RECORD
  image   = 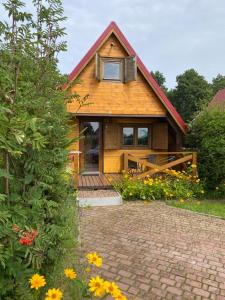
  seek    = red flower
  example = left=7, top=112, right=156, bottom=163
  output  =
left=19, top=237, right=33, bottom=246
left=16, top=228, right=38, bottom=247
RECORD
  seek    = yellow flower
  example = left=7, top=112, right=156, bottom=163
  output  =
left=115, top=293, right=127, bottom=300
left=105, top=281, right=121, bottom=297
left=179, top=198, right=184, bottom=203
left=88, top=276, right=106, bottom=297
left=45, top=288, right=63, bottom=300
left=29, top=274, right=46, bottom=290
left=64, top=268, right=77, bottom=280
left=86, top=252, right=102, bottom=267
left=85, top=267, right=91, bottom=273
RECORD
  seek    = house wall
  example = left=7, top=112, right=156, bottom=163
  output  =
left=67, top=34, right=167, bottom=116
left=68, top=117, right=171, bottom=174
left=103, top=117, right=167, bottom=173
left=68, top=118, right=80, bottom=173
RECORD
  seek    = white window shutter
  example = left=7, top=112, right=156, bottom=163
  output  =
left=125, top=56, right=137, bottom=83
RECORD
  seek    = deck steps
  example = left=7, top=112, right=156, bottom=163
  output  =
left=78, top=189, right=122, bottom=207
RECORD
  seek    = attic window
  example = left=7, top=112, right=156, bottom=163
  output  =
left=103, top=60, right=122, bottom=81
left=95, top=53, right=137, bottom=82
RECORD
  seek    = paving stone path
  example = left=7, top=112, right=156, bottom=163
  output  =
left=80, top=201, right=225, bottom=299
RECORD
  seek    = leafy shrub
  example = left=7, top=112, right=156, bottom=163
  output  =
left=187, top=108, right=225, bottom=192
left=114, top=169, right=205, bottom=201
left=0, top=1, right=79, bottom=298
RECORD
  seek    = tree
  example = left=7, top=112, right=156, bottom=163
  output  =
left=151, top=70, right=167, bottom=93
left=169, top=69, right=212, bottom=122
left=187, top=108, right=225, bottom=193
left=211, top=74, right=225, bottom=95
left=0, top=1, right=78, bottom=298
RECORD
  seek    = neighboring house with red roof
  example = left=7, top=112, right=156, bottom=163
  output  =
left=65, top=22, right=188, bottom=176
left=208, top=88, right=225, bottom=110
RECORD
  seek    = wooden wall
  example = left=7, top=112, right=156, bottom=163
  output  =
left=102, top=117, right=167, bottom=173
left=68, top=117, right=171, bottom=174
left=67, top=34, right=166, bottom=116
left=68, top=118, right=80, bottom=173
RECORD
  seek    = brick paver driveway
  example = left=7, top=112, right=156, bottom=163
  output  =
left=80, top=202, right=225, bottom=299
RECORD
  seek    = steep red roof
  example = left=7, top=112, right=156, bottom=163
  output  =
left=65, top=21, right=187, bottom=133
left=209, top=88, right=225, bottom=107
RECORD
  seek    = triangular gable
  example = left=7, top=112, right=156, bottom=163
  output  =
left=64, top=21, right=187, bottom=133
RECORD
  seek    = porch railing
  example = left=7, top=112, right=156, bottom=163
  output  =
left=123, top=152, right=197, bottom=179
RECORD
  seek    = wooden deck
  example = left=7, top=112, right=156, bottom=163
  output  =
left=77, top=173, right=121, bottom=190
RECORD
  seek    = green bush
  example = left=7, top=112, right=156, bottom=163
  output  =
left=114, top=171, right=205, bottom=201
left=0, top=1, right=79, bottom=298
left=187, top=108, right=225, bottom=192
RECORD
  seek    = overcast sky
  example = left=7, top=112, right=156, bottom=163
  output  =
left=1, top=0, right=225, bottom=88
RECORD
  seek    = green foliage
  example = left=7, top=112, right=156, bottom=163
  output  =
left=211, top=74, right=225, bottom=95
left=0, top=0, right=78, bottom=298
left=114, top=172, right=204, bottom=201
left=44, top=196, right=81, bottom=300
left=151, top=70, right=168, bottom=93
left=187, top=108, right=225, bottom=192
left=169, top=69, right=212, bottom=122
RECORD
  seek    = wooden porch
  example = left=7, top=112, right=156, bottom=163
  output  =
left=76, top=151, right=197, bottom=190
left=77, top=173, right=121, bottom=190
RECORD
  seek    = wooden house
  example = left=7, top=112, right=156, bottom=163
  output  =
left=64, top=22, right=196, bottom=188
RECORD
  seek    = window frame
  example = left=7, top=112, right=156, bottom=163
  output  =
left=121, top=125, right=151, bottom=149
left=101, top=57, right=124, bottom=82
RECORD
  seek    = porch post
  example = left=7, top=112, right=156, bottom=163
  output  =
left=123, top=153, right=128, bottom=171
left=192, top=152, right=197, bottom=177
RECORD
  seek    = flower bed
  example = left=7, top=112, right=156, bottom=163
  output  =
left=114, top=166, right=205, bottom=201
left=28, top=252, right=126, bottom=300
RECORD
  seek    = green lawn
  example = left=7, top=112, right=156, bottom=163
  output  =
left=168, top=199, right=225, bottom=219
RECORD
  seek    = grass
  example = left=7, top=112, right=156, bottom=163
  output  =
left=45, top=194, right=82, bottom=300
left=168, top=199, right=225, bottom=219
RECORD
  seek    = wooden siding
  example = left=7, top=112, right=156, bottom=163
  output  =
left=68, top=119, right=80, bottom=172
left=103, top=118, right=168, bottom=173
left=68, top=117, right=169, bottom=174
left=67, top=34, right=166, bottom=116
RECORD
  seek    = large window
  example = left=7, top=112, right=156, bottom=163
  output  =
left=122, top=126, right=150, bottom=147
left=103, top=60, right=121, bottom=81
